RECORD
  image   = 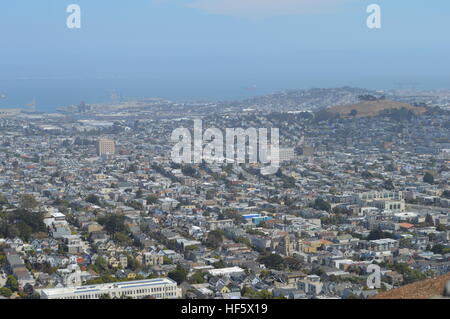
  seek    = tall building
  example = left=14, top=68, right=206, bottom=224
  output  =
left=96, top=138, right=115, bottom=157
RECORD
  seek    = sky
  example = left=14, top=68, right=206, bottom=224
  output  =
left=1, top=0, right=450, bottom=110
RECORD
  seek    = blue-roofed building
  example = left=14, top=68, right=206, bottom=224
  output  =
left=242, top=213, right=273, bottom=225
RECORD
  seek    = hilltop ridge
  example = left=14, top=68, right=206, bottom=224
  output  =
left=327, top=99, right=427, bottom=118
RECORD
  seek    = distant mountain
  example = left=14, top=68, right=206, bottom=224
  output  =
left=327, top=99, right=427, bottom=118
left=221, top=87, right=382, bottom=112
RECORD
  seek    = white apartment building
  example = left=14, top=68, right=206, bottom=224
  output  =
left=353, top=191, right=403, bottom=202
left=353, top=191, right=405, bottom=212
left=208, top=266, right=245, bottom=277
left=38, top=278, right=181, bottom=299
left=359, top=238, right=399, bottom=252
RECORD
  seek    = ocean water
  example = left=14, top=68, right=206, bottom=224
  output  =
left=0, top=78, right=269, bottom=112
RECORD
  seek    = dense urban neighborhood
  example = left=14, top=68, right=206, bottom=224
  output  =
left=1, top=88, right=450, bottom=299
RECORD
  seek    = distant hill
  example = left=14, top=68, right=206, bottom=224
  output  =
left=220, top=87, right=381, bottom=112
left=371, top=273, right=450, bottom=299
left=327, top=99, right=427, bottom=118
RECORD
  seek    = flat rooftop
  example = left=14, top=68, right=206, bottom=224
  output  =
left=39, top=277, right=177, bottom=297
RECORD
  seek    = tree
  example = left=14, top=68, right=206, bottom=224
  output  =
left=6, top=275, right=18, bottom=292
left=94, top=256, right=109, bottom=273
left=241, top=287, right=273, bottom=299
left=181, top=165, right=198, bottom=177
left=367, top=229, right=393, bottom=240
left=135, top=189, right=143, bottom=199
left=205, top=230, right=223, bottom=249
left=361, top=171, right=374, bottom=179
left=425, top=214, right=434, bottom=227
left=311, top=266, right=325, bottom=277
left=0, top=287, right=12, bottom=298
left=0, top=209, right=47, bottom=241
left=127, top=164, right=139, bottom=173
left=86, top=194, right=101, bottom=206
left=389, top=262, right=434, bottom=284
left=189, top=272, right=206, bottom=284
left=168, top=266, right=188, bottom=285
left=311, top=198, right=331, bottom=212
left=23, top=283, right=35, bottom=297
left=283, top=257, right=302, bottom=270
left=127, top=255, right=141, bottom=271
left=114, top=232, right=132, bottom=246
left=399, top=238, right=412, bottom=249
left=97, top=214, right=128, bottom=235
left=20, top=194, right=38, bottom=210
left=241, top=286, right=255, bottom=297
left=423, top=172, right=435, bottom=184
left=146, top=195, right=158, bottom=205
left=206, top=190, right=215, bottom=200
left=259, top=254, right=284, bottom=270
left=213, top=260, right=226, bottom=268
left=313, top=109, right=340, bottom=122
left=255, top=290, right=273, bottom=299
left=431, top=244, right=445, bottom=255
left=0, top=195, right=9, bottom=205
left=383, top=179, right=395, bottom=190
left=379, top=107, right=415, bottom=121
left=126, top=200, right=143, bottom=210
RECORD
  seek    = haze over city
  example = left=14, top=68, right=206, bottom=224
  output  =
left=1, top=1, right=450, bottom=110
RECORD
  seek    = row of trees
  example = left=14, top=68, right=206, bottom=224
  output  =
left=383, top=262, right=435, bottom=285
left=0, top=275, right=19, bottom=298
left=0, top=209, right=47, bottom=241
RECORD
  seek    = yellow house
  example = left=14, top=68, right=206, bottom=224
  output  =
left=219, top=286, right=231, bottom=294
left=127, top=272, right=137, bottom=279
left=302, top=245, right=317, bottom=253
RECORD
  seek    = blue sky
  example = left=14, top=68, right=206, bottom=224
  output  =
left=1, top=1, right=450, bottom=109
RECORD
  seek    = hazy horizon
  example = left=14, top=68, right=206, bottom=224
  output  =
left=1, top=1, right=450, bottom=111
